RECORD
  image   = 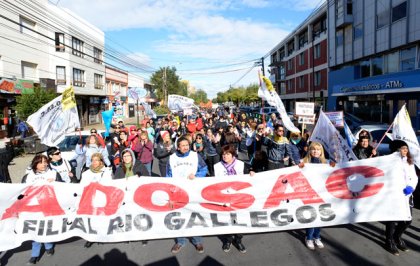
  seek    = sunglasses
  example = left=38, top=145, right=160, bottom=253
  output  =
left=196, top=137, right=202, bottom=139
left=115, top=127, right=120, bottom=129
left=91, top=131, right=97, bottom=134
left=258, top=128, right=264, bottom=131
left=53, top=152, right=61, bottom=155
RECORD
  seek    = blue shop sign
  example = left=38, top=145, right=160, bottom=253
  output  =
left=332, top=70, right=420, bottom=96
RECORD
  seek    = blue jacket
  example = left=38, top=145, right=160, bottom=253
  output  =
left=289, top=140, right=307, bottom=165
left=166, top=150, right=208, bottom=178
left=262, top=136, right=291, bottom=162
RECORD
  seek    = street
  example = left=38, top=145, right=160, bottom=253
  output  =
left=3, top=150, right=420, bottom=266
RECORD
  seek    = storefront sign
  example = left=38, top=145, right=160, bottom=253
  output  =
left=0, top=79, right=34, bottom=94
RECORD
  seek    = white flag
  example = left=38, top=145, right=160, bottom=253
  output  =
left=140, top=100, right=157, bottom=119
left=258, top=74, right=300, bottom=133
left=392, top=104, right=420, bottom=167
left=27, top=93, right=80, bottom=147
left=168, top=94, right=195, bottom=111
left=310, top=110, right=357, bottom=162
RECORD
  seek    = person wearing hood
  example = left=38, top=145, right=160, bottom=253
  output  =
left=166, top=135, right=208, bottom=254
left=47, top=147, right=77, bottom=183
left=22, top=154, right=63, bottom=264
left=154, top=130, right=176, bottom=177
left=385, top=140, right=418, bottom=256
left=114, top=149, right=149, bottom=179
left=353, top=136, right=378, bottom=159
left=75, top=135, right=111, bottom=171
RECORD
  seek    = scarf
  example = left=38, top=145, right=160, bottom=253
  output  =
left=125, top=163, right=134, bottom=177
left=90, top=164, right=104, bottom=173
left=221, top=158, right=237, bottom=176
left=310, top=157, right=322, bottom=164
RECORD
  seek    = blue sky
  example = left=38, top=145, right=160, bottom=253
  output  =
left=57, top=0, right=324, bottom=99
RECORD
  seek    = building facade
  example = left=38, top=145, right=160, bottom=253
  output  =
left=105, top=66, right=128, bottom=121
left=269, top=3, right=328, bottom=112
left=0, top=0, right=106, bottom=137
left=327, top=0, right=420, bottom=129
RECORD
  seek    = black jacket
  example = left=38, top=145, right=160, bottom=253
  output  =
left=113, top=160, right=150, bottom=179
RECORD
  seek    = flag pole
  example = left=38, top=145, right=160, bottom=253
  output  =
left=373, top=122, right=394, bottom=152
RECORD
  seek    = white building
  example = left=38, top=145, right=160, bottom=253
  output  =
left=0, top=0, right=106, bottom=132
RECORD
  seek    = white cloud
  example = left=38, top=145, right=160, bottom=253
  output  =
left=240, top=0, right=271, bottom=8
left=278, top=0, right=324, bottom=11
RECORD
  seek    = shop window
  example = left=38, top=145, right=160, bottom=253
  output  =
left=360, top=59, right=370, bottom=78
left=376, top=9, right=389, bottom=29
left=385, top=51, right=399, bottom=73
left=392, top=1, right=407, bottom=23
left=56, top=66, right=66, bottom=85
left=400, top=46, right=416, bottom=71
left=371, top=56, right=383, bottom=76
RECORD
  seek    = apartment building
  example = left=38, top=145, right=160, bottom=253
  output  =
left=327, top=0, right=420, bottom=129
left=0, top=0, right=106, bottom=136
left=269, top=2, right=328, bottom=112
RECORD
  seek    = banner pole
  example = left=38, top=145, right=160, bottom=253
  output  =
left=373, top=121, right=394, bottom=152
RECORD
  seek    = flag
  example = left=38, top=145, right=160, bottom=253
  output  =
left=27, top=92, right=80, bottom=147
left=309, top=110, right=357, bottom=162
left=139, top=101, right=157, bottom=119
left=258, top=74, right=300, bottom=133
left=61, top=86, right=76, bottom=110
left=168, top=94, right=195, bottom=111
left=343, top=120, right=357, bottom=148
left=102, top=107, right=114, bottom=138
left=391, top=104, right=420, bottom=167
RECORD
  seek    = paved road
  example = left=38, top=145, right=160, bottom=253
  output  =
left=3, top=120, right=420, bottom=265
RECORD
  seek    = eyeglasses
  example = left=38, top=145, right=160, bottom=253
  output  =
left=196, top=137, right=202, bottom=139
left=277, top=129, right=284, bottom=132
left=91, top=131, right=97, bottom=134
left=115, top=127, right=120, bottom=129
left=258, top=128, right=264, bottom=131
left=53, top=152, right=61, bottom=155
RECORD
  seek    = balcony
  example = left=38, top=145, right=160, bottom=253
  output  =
left=73, top=81, right=86, bottom=87
left=94, top=84, right=104, bottom=89
left=56, top=79, right=66, bottom=85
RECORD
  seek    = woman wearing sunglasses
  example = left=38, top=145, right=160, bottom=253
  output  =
left=47, top=147, right=77, bottom=183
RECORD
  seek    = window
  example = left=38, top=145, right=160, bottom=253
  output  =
left=385, top=51, right=399, bottom=73
left=314, top=44, right=321, bottom=59
left=299, top=53, right=305, bottom=65
left=336, top=30, right=344, bottom=46
left=279, top=65, right=285, bottom=80
left=73, top=68, right=85, bottom=87
left=19, top=16, right=36, bottom=35
left=360, top=60, right=370, bottom=78
left=376, top=10, right=390, bottom=29
left=93, top=47, right=103, bottom=64
left=298, top=31, right=308, bottom=49
left=279, top=48, right=285, bottom=60
left=21, top=61, right=37, bottom=79
left=287, top=41, right=294, bottom=55
left=287, top=79, right=294, bottom=90
left=336, top=0, right=344, bottom=19
left=299, top=76, right=304, bottom=88
left=371, top=56, right=383, bottom=76
left=314, top=71, right=321, bottom=86
left=392, top=1, right=407, bottom=23
left=353, top=23, right=363, bottom=40
left=56, top=66, right=66, bottom=84
left=55, top=33, right=65, bottom=52
left=287, top=59, right=293, bottom=70
left=94, top=74, right=103, bottom=89
left=400, top=46, right=416, bottom=71
left=347, top=0, right=353, bottom=15
left=72, top=37, right=84, bottom=57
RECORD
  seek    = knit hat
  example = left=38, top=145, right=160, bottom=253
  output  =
left=389, top=140, right=408, bottom=153
left=160, top=130, right=169, bottom=139
left=129, top=125, right=137, bottom=132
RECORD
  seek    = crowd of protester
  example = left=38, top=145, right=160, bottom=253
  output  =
left=19, top=108, right=417, bottom=264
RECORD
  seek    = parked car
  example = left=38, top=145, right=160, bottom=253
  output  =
left=353, top=125, right=392, bottom=155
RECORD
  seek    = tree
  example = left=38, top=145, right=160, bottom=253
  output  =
left=15, top=87, right=57, bottom=120
left=212, top=84, right=259, bottom=105
left=189, top=89, right=208, bottom=104
left=150, top=66, right=186, bottom=105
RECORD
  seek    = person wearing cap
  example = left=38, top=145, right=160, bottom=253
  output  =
left=154, top=130, right=176, bottom=177
left=166, top=135, right=208, bottom=254
left=47, top=147, right=77, bottom=183
left=353, top=136, right=378, bottom=159
left=385, top=140, right=418, bottom=255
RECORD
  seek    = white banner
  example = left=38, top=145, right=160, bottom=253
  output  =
left=298, top=115, right=315, bottom=124
left=392, top=104, right=420, bottom=168
left=258, top=75, right=300, bottom=133
left=139, top=101, right=157, bottom=119
left=325, top=111, right=344, bottom=128
left=295, top=102, right=314, bottom=116
left=168, top=94, right=195, bottom=111
left=0, top=155, right=410, bottom=251
left=27, top=89, right=80, bottom=147
left=310, top=110, right=357, bottom=162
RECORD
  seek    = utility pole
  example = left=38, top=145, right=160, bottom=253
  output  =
left=163, top=67, right=167, bottom=106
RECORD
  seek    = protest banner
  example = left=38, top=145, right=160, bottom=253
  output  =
left=0, top=154, right=410, bottom=251
left=325, top=111, right=344, bottom=128
left=295, top=102, right=314, bottom=117
left=168, top=95, right=195, bottom=111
